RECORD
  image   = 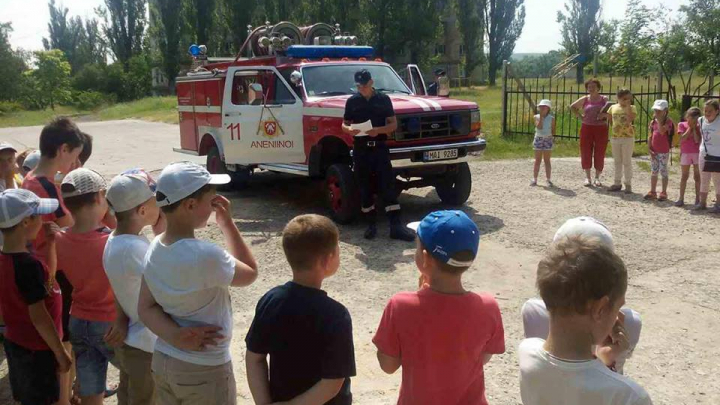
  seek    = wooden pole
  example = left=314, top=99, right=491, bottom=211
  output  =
left=501, top=60, right=509, bottom=137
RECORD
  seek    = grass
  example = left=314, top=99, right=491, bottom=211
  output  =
left=0, top=106, right=89, bottom=128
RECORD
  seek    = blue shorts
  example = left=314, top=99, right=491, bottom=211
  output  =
left=533, top=136, right=554, bottom=151
left=69, top=317, right=115, bottom=396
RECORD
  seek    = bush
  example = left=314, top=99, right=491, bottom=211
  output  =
left=73, top=64, right=108, bottom=93
left=0, top=101, right=22, bottom=114
left=73, top=91, right=111, bottom=110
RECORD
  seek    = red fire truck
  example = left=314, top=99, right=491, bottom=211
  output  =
left=173, top=22, right=485, bottom=223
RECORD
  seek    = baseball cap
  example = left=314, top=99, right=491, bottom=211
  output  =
left=155, top=162, right=230, bottom=207
left=61, top=168, right=107, bottom=198
left=106, top=169, right=156, bottom=213
left=22, top=150, right=41, bottom=171
left=652, top=100, right=669, bottom=111
left=407, top=210, right=480, bottom=267
left=553, top=216, right=614, bottom=251
left=0, top=143, right=17, bottom=154
left=354, top=69, right=372, bottom=85
left=0, top=189, right=59, bottom=228
left=434, top=68, right=446, bottom=76
left=538, top=99, right=552, bottom=108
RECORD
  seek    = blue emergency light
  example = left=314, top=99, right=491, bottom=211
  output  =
left=286, top=45, right=374, bottom=59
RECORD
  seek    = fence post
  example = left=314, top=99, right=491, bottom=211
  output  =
left=501, top=60, right=509, bottom=137
left=657, top=70, right=664, bottom=99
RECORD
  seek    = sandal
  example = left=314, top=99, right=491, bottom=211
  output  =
left=593, top=179, right=602, bottom=187
left=658, top=192, right=668, bottom=201
left=644, top=191, right=657, bottom=200
left=530, top=180, right=537, bottom=187
left=584, top=179, right=593, bottom=187
left=674, top=200, right=685, bottom=207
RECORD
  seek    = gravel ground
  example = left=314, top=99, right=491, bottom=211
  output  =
left=2, top=156, right=719, bottom=405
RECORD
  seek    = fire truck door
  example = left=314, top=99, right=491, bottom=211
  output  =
left=222, top=66, right=305, bottom=165
left=406, top=65, right=427, bottom=96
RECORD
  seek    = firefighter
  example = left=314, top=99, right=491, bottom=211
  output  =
left=342, top=69, right=415, bottom=241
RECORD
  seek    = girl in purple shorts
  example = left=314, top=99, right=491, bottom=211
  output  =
left=676, top=107, right=702, bottom=207
left=531, top=99, right=556, bottom=187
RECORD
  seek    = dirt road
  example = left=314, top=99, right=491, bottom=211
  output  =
left=1, top=121, right=718, bottom=404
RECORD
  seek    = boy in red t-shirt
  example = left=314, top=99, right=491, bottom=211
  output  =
left=373, top=210, right=505, bottom=405
left=0, top=189, right=72, bottom=405
left=55, top=168, right=117, bottom=405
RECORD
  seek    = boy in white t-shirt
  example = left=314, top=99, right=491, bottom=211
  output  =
left=518, top=235, right=652, bottom=405
left=103, top=169, right=166, bottom=404
left=137, top=162, right=258, bottom=405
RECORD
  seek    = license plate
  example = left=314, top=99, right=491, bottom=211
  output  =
left=424, top=149, right=458, bottom=161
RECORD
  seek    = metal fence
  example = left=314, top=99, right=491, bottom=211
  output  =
left=681, top=94, right=720, bottom=115
left=501, top=62, right=665, bottom=144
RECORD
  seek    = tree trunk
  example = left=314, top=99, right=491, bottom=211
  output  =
left=576, top=62, right=584, bottom=84
left=489, top=60, right=497, bottom=86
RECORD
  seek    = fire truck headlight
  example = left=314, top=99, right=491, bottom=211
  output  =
left=259, top=36, right=271, bottom=48
left=271, top=36, right=282, bottom=48
left=281, top=36, right=293, bottom=49
left=198, top=45, right=207, bottom=55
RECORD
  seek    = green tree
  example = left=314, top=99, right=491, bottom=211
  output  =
left=25, top=50, right=72, bottom=109
left=680, top=0, right=720, bottom=79
left=557, top=0, right=602, bottom=83
left=188, top=0, right=216, bottom=45
left=613, top=0, right=655, bottom=76
left=0, top=23, right=27, bottom=101
left=151, top=0, right=183, bottom=87
left=593, top=19, right=619, bottom=75
left=217, top=0, right=261, bottom=54
left=97, top=0, right=147, bottom=67
left=455, top=0, right=486, bottom=78
left=485, top=0, right=526, bottom=85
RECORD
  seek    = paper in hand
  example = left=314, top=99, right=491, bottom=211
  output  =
left=600, top=101, right=616, bottom=114
left=350, top=120, right=373, bottom=137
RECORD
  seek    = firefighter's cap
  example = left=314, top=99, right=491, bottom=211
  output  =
left=155, top=161, right=230, bottom=207
left=354, top=69, right=372, bottom=85
left=106, top=169, right=157, bottom=213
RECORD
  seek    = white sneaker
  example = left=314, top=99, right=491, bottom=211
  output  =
left=530, top=180, right=538, bottom=186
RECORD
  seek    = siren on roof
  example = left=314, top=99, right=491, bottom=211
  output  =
left=238, top=22, right=365, bottom=58
left=286, top=45, right=374, bottom=59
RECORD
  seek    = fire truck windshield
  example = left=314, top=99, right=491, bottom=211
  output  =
left=302, top=64, right=412, bottom=97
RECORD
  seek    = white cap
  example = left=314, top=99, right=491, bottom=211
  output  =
left=0, top=143, right=17, bottom=154
left=106, top=170, right=156, bottom=213
left=155, top=162, right=230, bottom=207
left=22, top=150, right=41, bottom=171
left=538, top=99, right=552, bottom=108
left=553, top=216, right=614, bottom=251
left=61, top=168, right=107, bottom=198
left=0, top=189, right=59, bottom=228
left=652, top=100, right=669, bottom=111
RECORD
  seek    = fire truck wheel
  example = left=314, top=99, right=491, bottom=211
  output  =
left=206, top=146, right=248, bottom=190
left=434, top=162, right=472, bottom=206
left=326, top=164, right=360, bottom=224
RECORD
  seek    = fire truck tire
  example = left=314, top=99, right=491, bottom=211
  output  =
left=206, top=146, right=249, bottom=190
left=435, top=162, right=472, bottom=206
left=326, top=164, right=360, bottom=224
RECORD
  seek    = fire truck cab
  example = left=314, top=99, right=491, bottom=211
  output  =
left=174, top=22, right=485, bottom=223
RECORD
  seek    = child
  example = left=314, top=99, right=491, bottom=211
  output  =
left=21, top=117, right=83, bottom=405
left=55, top=168, right=115, bottom=405
left=103, top=169, right=165, bottom=405
left=373, top=210, right=505, bottom=405
left=645, top=100, right=674, bottom=201
left=0, top=143, right=22, bottom=191
left=17, top=149, right=40, bottom=178
left=607, top=89, right=637, bottom=193
left=138, top=161, right=258, bottom=405
left=0, top=189, right=72, bottom=405
left=695, top=99, right=720, bottom=212
left=676, top=107, right=702, bottom=207
left=519, top=236, right=652, bottom=405
left=531, top=99, right=556, bottom=187
left=245, top=214, right=356, bottom=405
left=521, top=216, right=643, bottom=375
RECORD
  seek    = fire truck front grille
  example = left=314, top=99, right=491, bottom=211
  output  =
left=394, top=112, right=471, bottom=141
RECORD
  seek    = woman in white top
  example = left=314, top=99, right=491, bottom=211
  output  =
left=696, top=99, right=720, bottom=212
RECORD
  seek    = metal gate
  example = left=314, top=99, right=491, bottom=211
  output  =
left=501, top=61, right=664, bottom=143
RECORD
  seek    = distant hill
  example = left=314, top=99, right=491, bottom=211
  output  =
left=511, top=53, right=546, bottom=61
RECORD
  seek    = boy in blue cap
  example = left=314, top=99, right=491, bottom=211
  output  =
left=373, top=210, right=505, bottom=405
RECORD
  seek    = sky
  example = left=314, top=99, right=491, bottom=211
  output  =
left=1, top=0, right=692, bottom=54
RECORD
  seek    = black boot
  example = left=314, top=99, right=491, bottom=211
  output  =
left=389, top=211, right=415, bottom=242
left=363, top=209, right=377, bottom=240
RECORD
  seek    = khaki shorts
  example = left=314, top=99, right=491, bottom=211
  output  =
left=151, top=350, right=236, bottom=405
left=115, top=344, right=155, bottom=405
